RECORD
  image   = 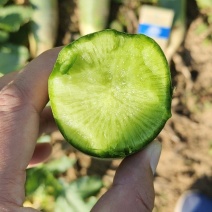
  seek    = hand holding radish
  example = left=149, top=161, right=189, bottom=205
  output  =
left=0, top=47, right=161, bottom=211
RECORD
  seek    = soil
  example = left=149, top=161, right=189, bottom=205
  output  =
left=50, top=0, right=212, bottom=211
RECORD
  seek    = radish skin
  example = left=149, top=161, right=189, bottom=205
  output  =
left=78, top=0, right=110, bottom=35
left=29, top=0, right=58, bottom=57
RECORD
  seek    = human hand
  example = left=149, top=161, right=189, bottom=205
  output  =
left=0, top=48, right=161, bottom=212
left=92, top=140, right=161, bottom=212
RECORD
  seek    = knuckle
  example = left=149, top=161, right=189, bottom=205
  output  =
left=135, top=189, right=154, bottom=212
left=0, top=83, right=26, bottom=113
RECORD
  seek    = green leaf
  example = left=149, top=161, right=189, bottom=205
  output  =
left=69, top=176, right=103, bottom=199
left=55, top=193, right=93, bottom=212
left=196, top=0, right=212, bottom=9
left=195, top=23, right=208, bottom=35
left=208, top=14, right=212, bottom=24
left=26, top=156, right=75, bottom=196
left=55, top=179, right=101, bottom=212
left=55, top=196, right=73, bottom=212
left=26, top=184, right=56, bottom=211
left=0, top=0, right=9, bottom=6
left=54, top=176, right=103, bottom=211
left=45, top=156, right=76, bottom=174
left=0, top=30, right=9, bottom=43
left=141, top=0, right=158, bottom=3
left=85, top=196, right=98, bottom=209
left=0, top=5, right=32, bottom=32
left=25, top=157, right=103, bottom=211
left=25, top=167, right=63, bottom=197
left=0, top=43, right=29, bottom=76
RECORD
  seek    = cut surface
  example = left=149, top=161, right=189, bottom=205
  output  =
left=48, top=29, right=172, bottom=158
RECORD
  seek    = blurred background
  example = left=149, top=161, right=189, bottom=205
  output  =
left=0, top=0, right=212, bottom=211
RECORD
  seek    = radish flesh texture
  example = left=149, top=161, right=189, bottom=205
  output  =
left=48, top=30, right=172, bottom=158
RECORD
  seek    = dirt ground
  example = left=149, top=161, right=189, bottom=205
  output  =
left=50, top=0, right=212, bottom=211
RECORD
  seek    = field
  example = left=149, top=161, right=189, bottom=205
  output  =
left=2, top=0, right=212, bottom=211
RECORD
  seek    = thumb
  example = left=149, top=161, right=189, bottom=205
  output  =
left=92, top=140, right=161, bottom=212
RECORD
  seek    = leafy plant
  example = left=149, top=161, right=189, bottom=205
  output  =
left=0, top=43, right=29, bottom=75
left=25, top=156, right=103, bottom=211
left=196, top=0, right=212, bottom=9
left=78, top=0, right=110, bottom=35
left=195, top=0, right=212, bottom=43
left=0, top=1, right=32, bottom=76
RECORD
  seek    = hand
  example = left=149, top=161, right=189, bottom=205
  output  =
left=0, top=48, right=161, bottom=212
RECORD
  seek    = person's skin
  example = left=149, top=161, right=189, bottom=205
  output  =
left=0, top=47, right=161, bottom=212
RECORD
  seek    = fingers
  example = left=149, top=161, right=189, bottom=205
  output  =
left=0, top=47, right=62, bottom=168
left=92, top=141, right=162, bottom=212
left=39, top=106, right=58, bottom=135
left=27, top=143, right=52, bottom=168
left=0, top=47, right=62, bottom=115
left=0, top=71, right=19, bottom=91
left=3, top=47, right=62, bottom=113
left=0, top=48, right=62, bottom=207
left=1, top=74, right=59, bottom=135
left=0, top=81, right=57, bottom=133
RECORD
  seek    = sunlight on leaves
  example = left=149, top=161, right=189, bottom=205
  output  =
left=196, top=0, right=212, bottom=9
left=0, top=5, right=32, bottom=32
left=25, top=156, right=103, bottom=212
left=0, top=43, right=29, bottom=75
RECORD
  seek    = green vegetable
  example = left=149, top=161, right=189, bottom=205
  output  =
left=78, top=0, right=110, bottom=35
left=29, top=0, right=58, bottom=57
left=48, top=29, right=172, bottom=158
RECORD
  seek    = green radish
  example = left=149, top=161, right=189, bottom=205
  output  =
left=78, top=0, right=110, bottom=35
left=29, top=0, right=58, bottom=57
left=48, top=29, right=172, bottom=158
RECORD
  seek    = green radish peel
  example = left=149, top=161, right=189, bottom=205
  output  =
left=48, top=29, right=172, bottom=158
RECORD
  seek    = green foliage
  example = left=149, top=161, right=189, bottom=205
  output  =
left=195, top=22, right=208, bottom=35
left=0, top=5, right=32, bottom=32
left=67, top=175, right=103, bottom=199
left=25, top=156, right=103, bottom=212
left=55, top=177, right=103, bottom=212
left=44, top=155, right=76, bottom=174
left=196, top=0, right=212, bottom=9
left=0, top=3, right=32, bottom=75
left=0, top=0, right=9, bottom=6
left=112, top=0, right=158, bottom=3
left=0, top=29, right=8, bottom=42
left=141, top=0, right=158, bottom=3
left=195, top=0, right=212, bottom=44
left=0, top=43, right=29, bottom=76
left=196, top=0, right=212, bottom=22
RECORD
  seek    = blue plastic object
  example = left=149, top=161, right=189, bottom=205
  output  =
left=176, top=191, right=212, bottom=212
left=138, top=23, right=171, bottom=40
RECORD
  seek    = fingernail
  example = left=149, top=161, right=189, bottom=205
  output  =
left=146, top=140, right=162, bottom=174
